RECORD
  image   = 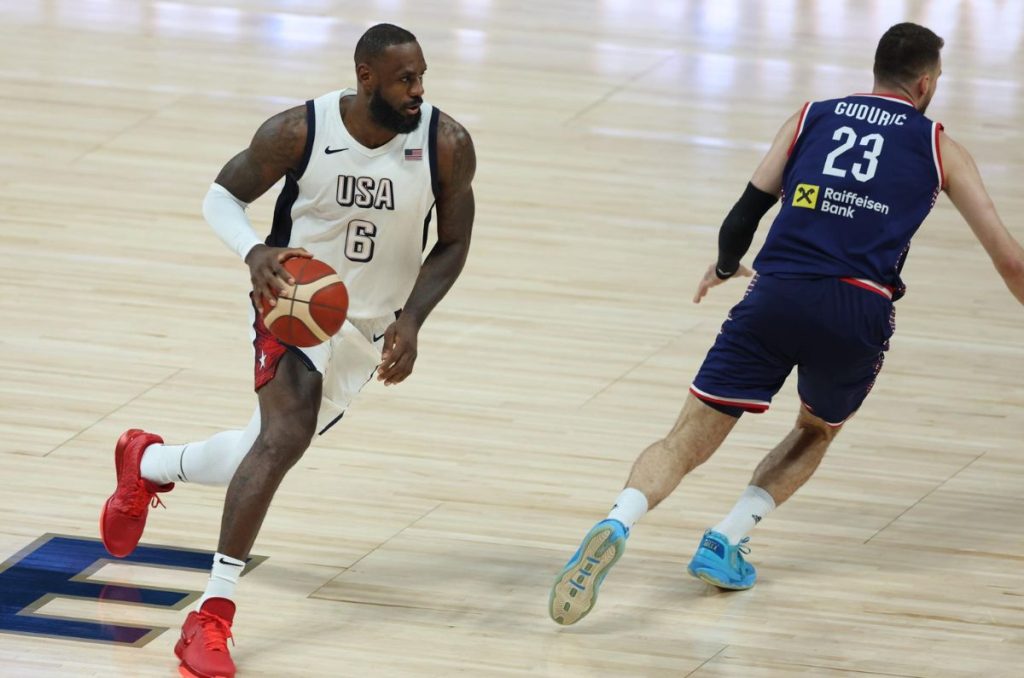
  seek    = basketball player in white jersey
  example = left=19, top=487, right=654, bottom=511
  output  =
left=99, top=24, right=476, bottom=677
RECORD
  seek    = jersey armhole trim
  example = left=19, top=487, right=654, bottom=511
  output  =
left=787, top=101, right=812, bottom=156
left=932, top=121, right=945, bottom=190
left=422, top=200, right=435, bottom=252
left=428, top=107, right=441, bottom=200
left=294, top=99, right=316, bottom=180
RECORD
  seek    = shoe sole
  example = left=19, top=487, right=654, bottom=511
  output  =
left=99, top=429, right=144, bottom=559
left=549, top=524, right=625, bottom=625
left=178, top=664, right=232, bottom=678
left=176, top=637, right=233, bottom=678
left=686, top=563, right=755, bottom=591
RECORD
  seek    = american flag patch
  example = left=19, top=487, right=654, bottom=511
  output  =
left=404, top=148, right=423, bottom=161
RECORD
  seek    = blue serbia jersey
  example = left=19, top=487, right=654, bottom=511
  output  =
left=754, top=94, right=944, bottom=299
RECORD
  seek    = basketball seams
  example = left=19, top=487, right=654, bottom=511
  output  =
left=262, top=297, right=290, bottom=326
left=289, top=299, right=331, bottom=342
left=291, top=256, right=313, bottom=282
left=289, top=274, right=344, bottom=303
left=275, top=316, right=321, bottom=346
left=284, top=257, right=311, bottom=325
left=265, top=257, right=348, bottom=346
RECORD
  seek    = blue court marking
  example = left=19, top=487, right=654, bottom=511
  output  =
left=0, top=534, right=264, bottom=646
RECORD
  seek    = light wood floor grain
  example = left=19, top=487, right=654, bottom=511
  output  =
left=1, top=1, right=1022, bottom=676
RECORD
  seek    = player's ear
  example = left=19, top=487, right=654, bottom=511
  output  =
left=915, top=72, right=931, bottom=99
left=356, top=62, right=375, bottom=91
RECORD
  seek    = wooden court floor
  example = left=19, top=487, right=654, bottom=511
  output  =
left=1, top=1, right=1022, bottom=676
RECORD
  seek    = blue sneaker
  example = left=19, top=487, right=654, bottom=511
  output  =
left=686, top=529, right=757, bottom=590
left=549, top=519, right=628, bottom=625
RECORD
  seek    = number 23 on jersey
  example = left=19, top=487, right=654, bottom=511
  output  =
left=823, top=126, right=885, bottom=182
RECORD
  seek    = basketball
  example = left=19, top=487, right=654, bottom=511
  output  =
left=261, top=257, right=348, bottom=347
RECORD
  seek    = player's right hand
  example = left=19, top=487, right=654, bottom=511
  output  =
left=693, top=262, right=753, bottom=303
left=245, top=244, right=313, bottom=312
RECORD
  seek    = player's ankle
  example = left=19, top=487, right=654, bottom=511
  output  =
left=607, top=488, right=648, bottom=530
left=197, top=552, right=245, bottom=609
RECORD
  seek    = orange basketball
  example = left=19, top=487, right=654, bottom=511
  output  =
left=260, top=258, right=348, bottom=347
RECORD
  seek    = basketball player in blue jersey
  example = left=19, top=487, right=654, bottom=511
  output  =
left=551, top=22, right=1024, bottom=625
left=98, top=24, right=476, bottom=676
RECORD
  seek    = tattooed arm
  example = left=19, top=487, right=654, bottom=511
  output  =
left=208, top=106, right=312, bottom=310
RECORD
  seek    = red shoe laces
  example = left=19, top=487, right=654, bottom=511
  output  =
left=123, top=482, right=167, bottom=518
left=198, top=612, right=234, bottom=651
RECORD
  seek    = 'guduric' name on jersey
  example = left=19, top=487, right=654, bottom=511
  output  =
left=336, top=175, right=395, bottom=210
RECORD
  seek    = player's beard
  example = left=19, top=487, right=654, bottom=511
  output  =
left=369, top=88, right=422, bottom=134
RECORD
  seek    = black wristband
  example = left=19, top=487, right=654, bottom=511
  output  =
left=716, top=182, right=778, bottom=276
left=715, top=265, right=737, bottom=280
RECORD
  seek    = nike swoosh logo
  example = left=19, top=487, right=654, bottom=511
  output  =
left=325, top=147, right=348, bottom=154
left=372, top=332, right=387, bottom=343
left=218, top=557, right=244, bottom=567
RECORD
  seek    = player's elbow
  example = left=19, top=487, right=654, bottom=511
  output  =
left=993, top=253, right=1024, bottom=305
left=994, top=253, right=1024, bottom=281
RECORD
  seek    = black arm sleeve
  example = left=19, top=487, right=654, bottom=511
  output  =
left=715, top=182, right=779, bottom=279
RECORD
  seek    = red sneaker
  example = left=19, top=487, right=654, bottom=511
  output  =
left=99, top=429, right=173, bottom=557
left=175, top=598, right=236, bottom=678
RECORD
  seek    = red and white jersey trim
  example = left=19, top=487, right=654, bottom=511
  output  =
left=801, top=402, right=847, bottom=427
left=689, top=385, right=770, bottom=411
left=839, top=277, right=894, bottom=300
left=851, top=92, right=915, bottom=107
left=931, top=121, right=945, bottom=190
left=787, top=101, right=812, bottom=156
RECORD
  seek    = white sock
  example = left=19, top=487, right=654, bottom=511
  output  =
left=139, top=443, right=186, bottom=485
left=607, top=488, right=649, bottom=530
left=197, top=552, right=245, bottom=608
left=712, top=485, right=776, bottom=545
left=139, top=408, right=261, bottom=486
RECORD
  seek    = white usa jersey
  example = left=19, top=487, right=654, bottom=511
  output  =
left=266, top=88, right=439, bottom=319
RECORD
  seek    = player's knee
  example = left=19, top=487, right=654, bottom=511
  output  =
left=256, top=412, right=317, bottom=469
left=796, top=417, right=838, bottom=445
left=796, top=406, right=842, bottom=441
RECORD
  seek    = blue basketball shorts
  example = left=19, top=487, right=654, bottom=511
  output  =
left=690, top=274, right=895, bottom=426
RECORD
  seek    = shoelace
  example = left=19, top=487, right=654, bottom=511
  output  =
left=123, top=481, right=167, bottom=518
left=197, top=612, right=234, bottom=651
left=729, top=537, right=752, bottom=571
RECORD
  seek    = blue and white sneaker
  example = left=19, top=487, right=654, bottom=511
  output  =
left=686, top=529, right=757, bottom=590
left=549, top=519, right=628, bottom=625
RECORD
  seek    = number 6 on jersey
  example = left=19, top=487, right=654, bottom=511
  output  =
left=345, top=219, right=377, bottom=262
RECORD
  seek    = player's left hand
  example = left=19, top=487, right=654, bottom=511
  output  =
left=377, top=316, right=420, bottom=386
left=693, top=262, right=753, bottom=303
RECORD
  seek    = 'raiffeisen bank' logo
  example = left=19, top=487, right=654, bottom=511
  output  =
left=792, top=184, right=890, bottom=219
left=792, top=183, right=819, bottom=209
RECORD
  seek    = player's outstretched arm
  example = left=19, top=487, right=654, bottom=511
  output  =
left=693, top=109, right=799, bottom=303
left=941, top=132, right=1024, bottom=304
left=378, top=113, right=477, bottom=385
left=204, top=106, right=313, bottom=310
